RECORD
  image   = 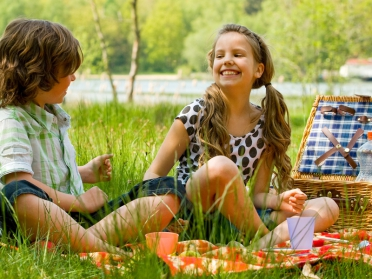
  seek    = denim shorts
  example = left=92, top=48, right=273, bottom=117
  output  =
left=0, top=180, right=54, bottom=235
left=106, top=176, right=277, bottom=243
left=0, top=177, right=187, bottom=235
left=0, top=177, right=277, bottom=242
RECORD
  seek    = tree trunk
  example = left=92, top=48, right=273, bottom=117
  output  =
left=90, top=0, right=118, bottom=102
left=127, top=0, right=140, bottom=102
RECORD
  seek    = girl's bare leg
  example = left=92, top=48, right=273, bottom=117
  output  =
left=255, top=197, right=339, bottom=249
left=88, top=194, right=180, bottom=245
left=185, top=156, right=269, bottom=238
left=14, top=194, right=122, bottom=253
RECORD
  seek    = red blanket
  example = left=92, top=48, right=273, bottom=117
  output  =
left=77, top=229, right=372, bottom=276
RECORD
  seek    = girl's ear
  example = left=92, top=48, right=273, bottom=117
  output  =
left=254, top=63, right=264, bottom=78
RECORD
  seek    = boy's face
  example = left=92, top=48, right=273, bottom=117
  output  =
left=34, top=73, right=76, bottom=107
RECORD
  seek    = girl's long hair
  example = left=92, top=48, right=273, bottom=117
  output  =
left=198, top=23, right=293, bottom=192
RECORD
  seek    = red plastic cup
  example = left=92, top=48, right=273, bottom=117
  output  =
left=145, top=232, right=179, bottom=255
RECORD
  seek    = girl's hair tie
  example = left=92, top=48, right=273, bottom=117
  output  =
left=265, top=83, right=272, bottom=88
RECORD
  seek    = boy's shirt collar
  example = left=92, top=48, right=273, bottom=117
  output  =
left=21, top=102, right=70, bottom=131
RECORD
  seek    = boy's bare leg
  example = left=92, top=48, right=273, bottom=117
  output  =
left=88, top=194, right=181, bottom=245
left=14, top=194, right=123, bottom=253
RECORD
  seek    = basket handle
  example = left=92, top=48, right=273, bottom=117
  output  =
left=320, top=105, right=355, bottom=116
left=338, top=105, right=356, bottom=116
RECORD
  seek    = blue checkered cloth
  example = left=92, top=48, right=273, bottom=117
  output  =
left=298, top=100, right=372, bottom=176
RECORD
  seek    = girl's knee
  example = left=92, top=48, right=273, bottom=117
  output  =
left=324, top=197, right=339, bottom=221
left=312, top=197, right=339, bottom=223
left=206, top=156, right=240, bottom=182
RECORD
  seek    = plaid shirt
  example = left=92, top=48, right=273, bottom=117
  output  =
left=0, top=103, right=84, bottom=195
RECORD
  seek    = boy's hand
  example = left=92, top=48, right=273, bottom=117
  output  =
left=79, top=154, right=113, bottom=184
left=277, top=189, right=307, bottom=214
left=76, top=186, right=109, bottom=213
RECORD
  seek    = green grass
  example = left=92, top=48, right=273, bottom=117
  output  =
left=2, top=95, right=372, bottom=278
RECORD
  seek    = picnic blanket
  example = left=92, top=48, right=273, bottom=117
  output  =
left=77, top=229, right=372, bottom=276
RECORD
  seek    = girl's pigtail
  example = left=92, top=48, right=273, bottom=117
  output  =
left=261, top=84, right=293, bottom=192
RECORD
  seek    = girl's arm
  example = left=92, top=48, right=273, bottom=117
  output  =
left=252, top=154, right=306, bottom=214
left=144, top=119, right=190, bottom=180
left=251, top=153, right=277, bottom=208
left=4, top=172, right=108, bottom=213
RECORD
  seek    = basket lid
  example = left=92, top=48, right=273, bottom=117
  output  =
left=293, top=95, right=372, bottom=180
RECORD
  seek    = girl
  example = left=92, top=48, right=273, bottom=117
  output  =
left=0, top=18, right=180, bottom=253
left=144, top=24, right=340, bottom=248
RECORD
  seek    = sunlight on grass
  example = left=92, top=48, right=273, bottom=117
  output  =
left=2, top=96, right=372, bottom=278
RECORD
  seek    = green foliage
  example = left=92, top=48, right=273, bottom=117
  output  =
left=140, top=0, right=186, bottom=73
left=244, top=0, right=264, bottom=15
left=181, top=0, right=248, bottom=72
left=247, top=0, right=372, bottom=83
left=0, top=0, right=371, bottom=81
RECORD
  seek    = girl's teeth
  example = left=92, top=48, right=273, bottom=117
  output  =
left=223, top=71, right=236, bottom=75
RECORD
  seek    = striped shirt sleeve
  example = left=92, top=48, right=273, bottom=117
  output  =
left=0, top=118, right=34, bottom=183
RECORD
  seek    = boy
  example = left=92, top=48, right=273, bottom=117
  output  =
left=0, top=18, right=180, bottom=253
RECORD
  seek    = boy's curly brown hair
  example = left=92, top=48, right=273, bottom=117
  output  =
left=0, top=18, right=82, bottom=108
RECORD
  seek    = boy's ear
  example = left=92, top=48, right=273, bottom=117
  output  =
left=254, top=63, right=264, bottom=78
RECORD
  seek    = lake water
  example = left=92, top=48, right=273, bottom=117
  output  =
left=65, top=77, right=372, bottom=104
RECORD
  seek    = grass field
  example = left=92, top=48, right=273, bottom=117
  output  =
left=1, top=94, right=372, bottom=278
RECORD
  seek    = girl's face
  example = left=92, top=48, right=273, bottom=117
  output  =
left=34, top=73, right=76, bottom=108
left=212, top=32, right=264, bottom=94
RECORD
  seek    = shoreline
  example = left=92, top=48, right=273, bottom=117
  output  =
left=75, top=72, right=214, bottom=81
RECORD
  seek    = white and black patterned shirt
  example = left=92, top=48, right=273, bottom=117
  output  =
left=176, top=98, right=266, bottom=185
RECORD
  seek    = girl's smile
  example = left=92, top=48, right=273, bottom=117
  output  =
left=220, top=70, right=240, bottom=76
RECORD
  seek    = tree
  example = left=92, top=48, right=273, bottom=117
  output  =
left=127, top=0, right=140, bottom=102
left=1, top=0, right=370, bottom=80
left=181, top=0, right=247, bottom=73
left=90, top=0, right=118, bottom=101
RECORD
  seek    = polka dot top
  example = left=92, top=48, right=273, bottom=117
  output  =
left=175, top=98, right=266, bottom=186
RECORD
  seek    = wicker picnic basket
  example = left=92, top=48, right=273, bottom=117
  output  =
left=292, top=95, right=372, bottom=231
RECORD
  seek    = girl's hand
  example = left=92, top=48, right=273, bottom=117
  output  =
left=277, top=188, right=307, bottom=214
left=79, top=154, right=113, bottom=184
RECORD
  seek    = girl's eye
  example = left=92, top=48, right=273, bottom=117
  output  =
left=235, top=54, right=242, bottom=57
left=216, top=55, right=223, bottom=59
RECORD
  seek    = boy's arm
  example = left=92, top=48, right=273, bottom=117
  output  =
left=4, top=172, right=108, bottom=213
left=78, top=154, right=113, bottom=184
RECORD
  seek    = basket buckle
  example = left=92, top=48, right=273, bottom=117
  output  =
left=316, top=189, right=369, bottom=213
